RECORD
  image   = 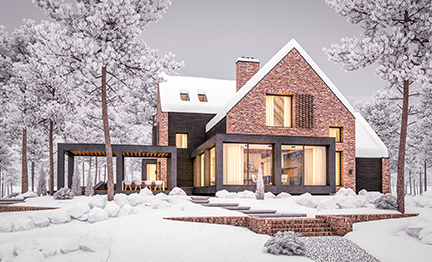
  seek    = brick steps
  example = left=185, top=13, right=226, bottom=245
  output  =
left=268, top=218, right=335, bottom=237
left=251, top=212, right=307, bottom=218
left=190, top=199, right=210, bottom=204
left=241, top=209, right=277, bottom=214
left=202, top=203, right=240, bottom=207
left=224, top=206, right=251, bottom=211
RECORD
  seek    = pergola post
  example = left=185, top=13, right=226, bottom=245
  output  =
left=67, top=154, right=74, bottom=188
left=116, top=151, right=124, bottom=193
left=57, top=147, right=65, bottom=190
left=168, top=150, right=177, bottom=190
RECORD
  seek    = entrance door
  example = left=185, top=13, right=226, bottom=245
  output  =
left=147, top=164, right=157, bottom=181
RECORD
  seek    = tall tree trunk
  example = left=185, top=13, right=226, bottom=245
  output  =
left=409, top=171, right=412, bottom=195
left=396, top=79, right=409, bottom=213
left=49, top=120, right=54, bottom=195
left=21, top=128, right=28, bottom=193
left=101, top=66, right=115, bottom=201
left=95, top=157, right=98, bottom=185
left=419, top=171, right=423, bottom=195
left=425, top=160, right=428, bottom=192
left=0, top=166, right=2, bottom=197
left=104, top=165, right=106, bottom=182
left=31, top=161, right=35, bottom=192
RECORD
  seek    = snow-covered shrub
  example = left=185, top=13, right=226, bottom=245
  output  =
left=335, top=187, right=357, bottom=197
left=358, top=189, right=368, bottom=196
left=413, top=195, right=430, bottom=207
left=72, top=163, right=82, bottom=196
left=13, top=217, right=35, bottom=231
left=6, top=192, right=19, bottom=198
left=366, top=191, right=382, bottom=203
left=89, top=194, right=107, bottom=209
left=355, top=195, right=368, bottom=208
left=139, top=187, right=153, bottom=196
left=237, top=190, right=255, bottom=199
left=118, top=204, right=137, bottom=217
left=114, top=193, right=129, bottom=207
left=215, top=189, right=229, bottom=198
left=374, top=193, right=397, bottom=210
left=265, top=192, right=277, bottom=199
left=37, top=165, right=47, bottom=196
left=70, top=201, right=91, bottom=219
left=19, top=191, right=38, bottom=199
left=88, top=207, right=109, bottom=223
left=226, top=192, right=238, bottom=198
left=263, top=231, right=306, bottom=256
left=53, top=187, right=74, bottom=200
left=104, top=202, right=120, bottom=217
left=14, top=249, right=45, bottom=262
left=13, top=238, right=42, bottom=256
left=297, top=193, right=318, bottom=208
left=169, top=187, right=187, bottom=196
left=277, top=192, right=291, bottom=199
left=317, top=199, right=339, bottom=210
left=0, top=219, right=14, bottom=233
left=49, top=209, right=72, bottom=224
left=28, top=213, right=50, bottom=228
left=127, top=193, right=142, bottom=206
left=255, top=167, right=265, bottom=200
left=334, top=194, right=357, bottom=209
left=85, top=167, right=94, bottom=196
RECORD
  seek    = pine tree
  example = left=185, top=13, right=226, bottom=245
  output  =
left=72, top=162, right=81, bottom=196
left=255, top=166, right=265, bottom=200
left=37, top=164, right=47, bottom=196
left=324, top=0, right=432, bottom=213
left=33, top=0, right=183, bottom=201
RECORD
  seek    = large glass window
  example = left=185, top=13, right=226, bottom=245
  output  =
left=266, top=95, right=292, bottom=127
left=282, top=145, right=327, bottom=186
left=223, top=143, right=273, bottom=185
left=210, top=148, right=216, bottom=186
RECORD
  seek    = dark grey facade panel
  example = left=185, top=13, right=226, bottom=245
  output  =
left=206, top=117, right=226, bottom=140
left=356, top=157, right=383, bottom=193
left=168, top=112, right=216, bottom=187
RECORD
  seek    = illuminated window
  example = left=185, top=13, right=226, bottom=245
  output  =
left=180, top=93, right=189, bottom=101
left=198, top=94, right=207, bottom=102
left=266, top=95, right=292, bottom=127
left=336, top=151, right=342, bottom=186
left=329, top=127, right=342, bottom=142
left=176, top=133, right=187, bottom=148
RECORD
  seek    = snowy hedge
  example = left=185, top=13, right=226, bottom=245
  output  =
left=263, top=231, right=306, bottom=256
left=53, top=188, right=74, bottom=200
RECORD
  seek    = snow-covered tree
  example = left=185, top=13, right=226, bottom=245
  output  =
left=37, top=164, right=47, bottom=196
left=72, top=162, right=81, bottom=196
left=33, top=0, right=183, bottom=201
left=417, top=83, right=432, bottom=192
left=255, top=166, right=265, bottom=200
left=324, top=0, right=432, bottom=213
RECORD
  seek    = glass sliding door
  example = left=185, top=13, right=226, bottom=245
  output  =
left=210, top=148, right=216, bottom=186
left=281, top=145, right=304, bottom=185
left=304, top=146, right=327, bottom=185
left=248, top=144, right=273, bottom=185
left=223, top=144, right=247, bottom=185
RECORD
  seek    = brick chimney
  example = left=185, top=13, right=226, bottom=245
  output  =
left=236, top=56, right=259, bottom=92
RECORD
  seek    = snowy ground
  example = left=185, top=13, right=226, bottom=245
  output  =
left=0, top=188, right=432, bottom=262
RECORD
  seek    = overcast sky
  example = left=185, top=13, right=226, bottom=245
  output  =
left=0, top=0, right=387, bottom=106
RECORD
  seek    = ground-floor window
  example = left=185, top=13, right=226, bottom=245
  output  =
left=336, top=151, right=342, bottom=186
left=223, top=143, right=273, bottom=185
left=281, top=145, right=327, bottom=186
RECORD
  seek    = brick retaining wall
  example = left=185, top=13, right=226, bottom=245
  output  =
left=0, top=206, right=58, bottom=212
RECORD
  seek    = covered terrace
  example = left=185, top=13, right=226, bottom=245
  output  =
left=57, top=143, right=177, bottom=193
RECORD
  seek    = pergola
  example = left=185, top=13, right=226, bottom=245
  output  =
left=57, top=143, right=177, bottom=193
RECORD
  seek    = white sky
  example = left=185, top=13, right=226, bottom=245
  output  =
left=0, top=0, right=387, bottom=105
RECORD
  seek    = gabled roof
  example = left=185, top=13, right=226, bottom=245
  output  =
left=205, top=39, right=355, bottom=132
left=159, top=75, right=235, bottom=114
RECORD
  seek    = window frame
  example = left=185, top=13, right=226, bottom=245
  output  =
left=175, top=133, right=188, bottom=149
left=180, top=93, right=190, bottom=101
left=198, top=94, right=207, bottom=102
left=335, top=151, right=342, bottom=186
left=329, top=127, right=343, bottom=143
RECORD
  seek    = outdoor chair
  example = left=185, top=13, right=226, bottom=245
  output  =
left=134, top=180, right=143, bottom=190
left=144, top=180, right=153, bottom=190
left=154, top=180, right=164, bottom=191
left=123, top=180, right=132, bottom=191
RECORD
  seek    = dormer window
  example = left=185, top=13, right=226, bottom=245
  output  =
left=198, top=94, right=207, bottom=102
left=180, top=93, right=189, bottom=101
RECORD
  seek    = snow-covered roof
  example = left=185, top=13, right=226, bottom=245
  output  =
left=355, top=112, right=389, bottom=158
left=159, top=75, right=235, bottom=114
left=205, top=39, right=355, bottom=132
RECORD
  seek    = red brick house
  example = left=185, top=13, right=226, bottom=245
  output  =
left=156, top=39, right=390, bottom=195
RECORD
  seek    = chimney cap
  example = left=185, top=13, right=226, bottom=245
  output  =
left=236, top=56, right=259, bottom=63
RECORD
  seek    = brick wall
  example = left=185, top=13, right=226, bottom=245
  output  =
left=0, top=206, right=58, bottom=212
left=382, top=158, right=390, bottom=194
left=227, top=49, right=356, bottom=191
left=157, top=86, right=168, bottom=183
left=236, top=59, right=260, bottom=92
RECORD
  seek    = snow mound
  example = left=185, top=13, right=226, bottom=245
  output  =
left=358, top=189, right=368, bottom=196
left=317, top=199, right=339, bottom=210
left=14, top=216, right=35, bottom=231
left=334, top=194, right=357, bottom=209
left=355, top=195, right=368, bottom=208
left=413, top=195, right=431, bottom=207
left=0, top=218, right=14, bottom=233
left=87, top=207, right=109, bottom=223
left=61, top=237, right=80, bottom=254
left=117, top=204, right=136, bottom=217
left=422, top=190, right=432, bottom=198
left=79, top=232, right=111, bottom=252
left=419, top=226, right=432, bottom=240
left=49, top=209, right=71, bottom=224
left=405, top=213, right=432, bottom=238
left=215, top=189, right=229, bottom=198
left=421, top=234, right=432, bottom=245
left=139, top=187, right=153, bottom=196
left=335, top=187, right=357, bottom=197
left=152, top=198, right=172, bottom=209
left=78, top=214, right=88, bottom=221
left=28, top=213, right=50, bottom=228
left=154, top=192, right=168, bottom=200
left=226, top=192, right=238, bottom=198
left=277, top=192, right=291, bottom=199
left=42, top=243, right=58, bottom=258
left=265, top=192, right=277, bottom=199
left=14, top=237, right=42, bottom=256
left=70, top=201, right=91, bottom=219
left=366, top=191, right=382, bottom=203
left=114, top=193, right=129, bottom=208
left=297, top=193, right=318, bottom=208
left=127, top=193, right=142, bottom=206
left=104, top=202, right=120, bottom=217
left=169, top=187, right=187, bottom=196
left=14, top=249, right=45, bottom=262
left=237, top=190, right=255, bottom=199
left=18, top=191, right=38, bottom=199
left=89, top=195, right=107, bottom=209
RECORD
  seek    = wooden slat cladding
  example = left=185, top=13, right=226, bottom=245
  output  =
left=295, top=94, right=314, bottom=128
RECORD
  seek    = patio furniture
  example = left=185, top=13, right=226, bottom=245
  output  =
left=134, top=180, right=143, bottom=190
left=123, top=180, right=132, bottom=191
left=154, top=180, right=165, bottom=191
left=144, top=180, right=153, bottom=190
